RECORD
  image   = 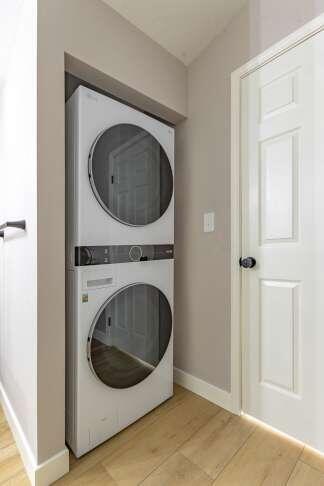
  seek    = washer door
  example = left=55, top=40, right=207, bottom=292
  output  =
left=88, top=284, right=172, bottom=389
left=89, top=124, right=173, bottom=226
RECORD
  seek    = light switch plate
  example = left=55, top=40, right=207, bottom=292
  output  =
left=204, top=212, right=215, bottom=233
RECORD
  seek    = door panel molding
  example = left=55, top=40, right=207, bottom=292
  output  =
left=260, top=68, right=299, bottom=121
left=260, top=130, right=299, bottom=244
left=259, top=279, right=300, bottom=396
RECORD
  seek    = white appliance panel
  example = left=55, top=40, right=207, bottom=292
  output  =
left=66, top=87, right=174, bottom=268
left=66, top=260, right=173, bottom=457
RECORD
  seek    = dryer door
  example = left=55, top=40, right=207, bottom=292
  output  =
left=88, top=284, right=172, bottom=389
left=89, top=124, right=173, bottom=226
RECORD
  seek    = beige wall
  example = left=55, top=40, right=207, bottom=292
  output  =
left=37, top=0, right=186, bottom=465
left=249, top=0, right=324, bottom=57
left=174, top=7, right=250, bottom=391
left=174, top=0, right=324, bottom=393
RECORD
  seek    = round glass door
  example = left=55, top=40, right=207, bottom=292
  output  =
left=88, top=284, right=172, bottom=389
left=89, top=124, right=173, bottom=226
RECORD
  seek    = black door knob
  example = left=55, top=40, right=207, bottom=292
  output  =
left=239, top=257, right=256, bottom=269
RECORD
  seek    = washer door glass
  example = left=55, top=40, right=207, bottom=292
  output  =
left=89, top=124, right=173, bottom=226
left=88, top=284, right=172, bottom=389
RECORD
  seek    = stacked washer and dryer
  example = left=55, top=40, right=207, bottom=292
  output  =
left=66, top=86, right=174, bottom=458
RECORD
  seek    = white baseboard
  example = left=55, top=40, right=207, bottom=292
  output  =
left=0, top=383, right=69, bottom=486
left=174, top=367, right=237, bottom=414
left=34, top=448, right=69, bottom=486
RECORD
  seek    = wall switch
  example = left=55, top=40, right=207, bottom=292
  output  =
left=204, top=212, right=215, bottom=233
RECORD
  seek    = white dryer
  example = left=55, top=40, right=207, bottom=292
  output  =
left=66, top=247, right=174, bottom=457
left=66, top=86, right=174, bottom=268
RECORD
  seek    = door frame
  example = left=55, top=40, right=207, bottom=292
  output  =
left=230, top=13, right=324, bottom=415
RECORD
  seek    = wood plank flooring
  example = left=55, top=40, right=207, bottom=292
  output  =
left=1, top=385, right=324, bottom=485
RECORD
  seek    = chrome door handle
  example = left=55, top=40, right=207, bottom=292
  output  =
left=0, top=220, right=26, bottom=238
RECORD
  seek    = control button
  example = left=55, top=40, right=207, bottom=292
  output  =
left=129, top=246, right=143, bottom=262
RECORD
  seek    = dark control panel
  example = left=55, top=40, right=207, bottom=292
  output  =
left=75, top=244, right=174, bottom=266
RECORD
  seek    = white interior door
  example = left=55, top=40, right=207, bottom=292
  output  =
left=241, top=31, right=324, bottom=451
left=111, top=285, right=159, bottom=365
left=109, top=132, right=160, bottom=225
left=0, top=238, right=4, bottom=380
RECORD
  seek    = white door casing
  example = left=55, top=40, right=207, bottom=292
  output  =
left=240, top=30, right=324, bottom=451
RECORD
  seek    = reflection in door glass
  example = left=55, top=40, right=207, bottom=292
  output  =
left=88, top=284, right=172, bottom=388
left=89, top=124, right=173, bottom=226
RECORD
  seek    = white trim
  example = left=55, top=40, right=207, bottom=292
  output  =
left=230, top=66, right=242, bottom=416
left=0, top=383, right=69, bottom=486
left=34, top=449, right=69, bottom=486
left=233, top=12, right=324, bottom=80
left=231, top=12, right=324, bottom=418
left=174, top=367, right=235, bottom=413
left=0, top=382, right=36, bottom=481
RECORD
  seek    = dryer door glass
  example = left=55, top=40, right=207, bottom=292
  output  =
left=89, top=124, right=173, bottom=226
left=88, top=284, right=172, bottom=389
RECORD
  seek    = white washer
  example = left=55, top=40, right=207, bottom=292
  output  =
left=66, top=86, right=174, bottom=268
left=66, top=254, right=174, bottom=457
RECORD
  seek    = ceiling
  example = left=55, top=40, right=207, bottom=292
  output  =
left=103, top=0, right=246, bottom=65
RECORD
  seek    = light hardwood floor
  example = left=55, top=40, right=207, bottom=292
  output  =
left=1, top=385, right=324, bottom=485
